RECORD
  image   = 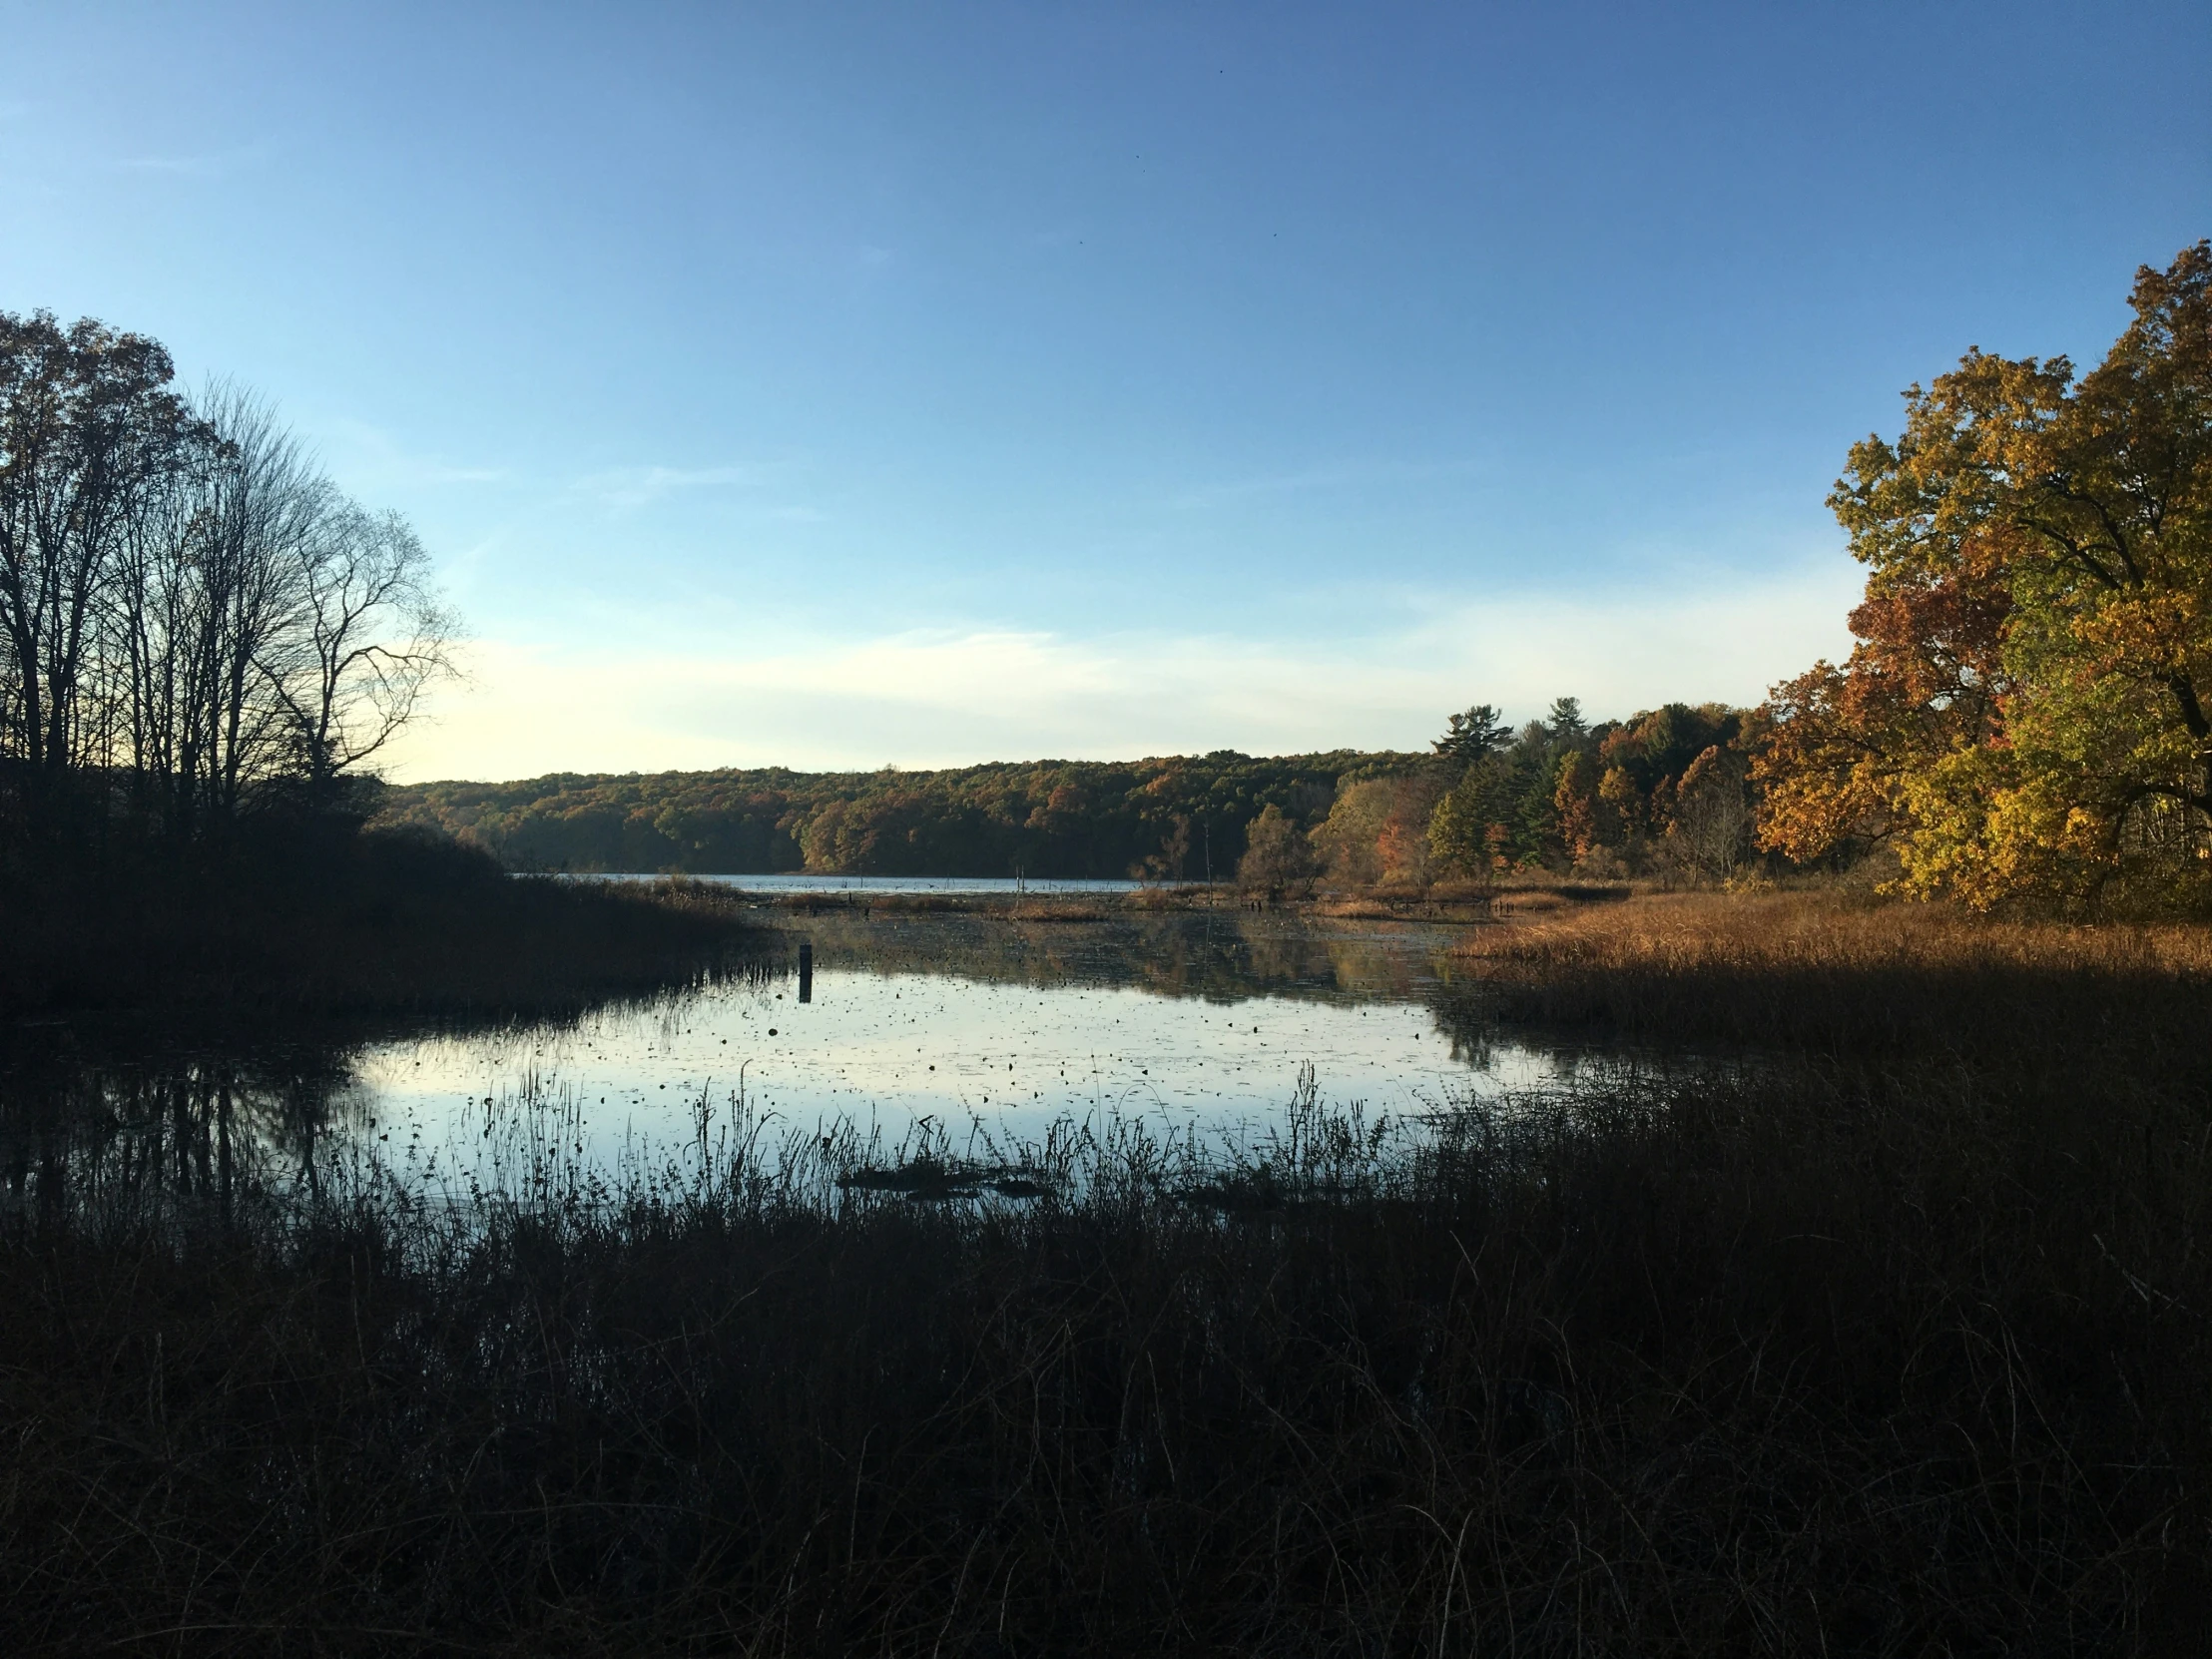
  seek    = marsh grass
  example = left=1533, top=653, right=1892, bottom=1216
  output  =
left=5, top=951, right=2209, bottom=1657
left=1451, top=888, right=2212, bottom=1061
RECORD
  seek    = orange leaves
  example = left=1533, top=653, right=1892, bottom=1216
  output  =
left=1552, top=750, right=1599, bottom=861
left=1761, top=241, right=2212, bottom=909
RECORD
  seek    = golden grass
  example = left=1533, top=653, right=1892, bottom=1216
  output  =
left=1453, top=887, right=2212, bottom=1058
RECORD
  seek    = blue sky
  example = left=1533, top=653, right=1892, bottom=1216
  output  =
left=3, top=1, right=2206, bottom=780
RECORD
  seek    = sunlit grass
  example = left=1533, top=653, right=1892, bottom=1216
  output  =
left=1452, top=887, right=2212, bottom=1059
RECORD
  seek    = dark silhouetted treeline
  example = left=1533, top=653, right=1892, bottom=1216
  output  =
left=0, top=311, right=769, bottom=1015
left=0, top=311, right=453, bottom=865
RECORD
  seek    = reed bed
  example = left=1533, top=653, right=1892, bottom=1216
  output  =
left=1452, top=888, right=2212, bottom=1060
left=4, top=1001, right=2207, bottom=1653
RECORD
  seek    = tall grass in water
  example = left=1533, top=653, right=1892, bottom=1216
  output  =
left=6, top=990, right=2208, bottom=1654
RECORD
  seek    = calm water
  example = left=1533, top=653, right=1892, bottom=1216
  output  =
left=562, top=873, right=1149, bottom=896
left=349, top=910, right=1560, bottom=1185
left=1, top=910, right=1583, bottom=1208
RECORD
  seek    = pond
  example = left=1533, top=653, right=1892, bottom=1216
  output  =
left=2, top=909, right=1585, bottom=1210
left=359, top=909, right=1564, bottom=1172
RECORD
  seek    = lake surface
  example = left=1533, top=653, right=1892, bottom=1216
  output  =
left=563, top=873, right=1150, bottom=896
left=347, top=909, right=1562, bottom=1189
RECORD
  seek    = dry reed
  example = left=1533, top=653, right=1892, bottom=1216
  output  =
left=1452, top=888, right=2212, bottom=1059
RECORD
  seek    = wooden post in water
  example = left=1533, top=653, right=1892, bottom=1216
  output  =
left=798, top=939, right=814, bottom=1003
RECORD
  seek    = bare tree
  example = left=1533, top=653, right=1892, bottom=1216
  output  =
left=193, top=388, right=336, bottom=817
left=270, top=504, right=456, bottom=803
left=110, top=385, right=332, bottom=835
left=2, top=311, right=459, bottom=848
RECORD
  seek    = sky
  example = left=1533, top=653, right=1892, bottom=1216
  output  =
left=3, top=1, right=2207, bottom=781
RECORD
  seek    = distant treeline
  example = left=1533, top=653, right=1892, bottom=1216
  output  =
left=1303, top=696, right=1754, bottom=891
left=376, top=697, right=1767, bottom=883
left=375, top=752, right=1412, bottom=879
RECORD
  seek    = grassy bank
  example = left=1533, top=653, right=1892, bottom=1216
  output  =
left=3, top=891, right=2208, bottom=1653
left=1450, top=887, right=2212, bottom=1060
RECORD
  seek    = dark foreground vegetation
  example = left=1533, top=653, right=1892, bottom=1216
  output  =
left=4, top=893, right=2207, bottom=1655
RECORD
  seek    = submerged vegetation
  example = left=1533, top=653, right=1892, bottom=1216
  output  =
left=4, top=891, right=2208, bottom=1653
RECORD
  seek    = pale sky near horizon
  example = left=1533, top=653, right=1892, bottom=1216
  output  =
left=4, top=2, right=2207, bottom=782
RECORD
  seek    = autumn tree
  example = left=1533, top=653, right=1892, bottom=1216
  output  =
left=1310, top=778, right=1395, bottom=885
left=1553, top=749, right=1599, bottom=861
left=1759, top=241, right=2212, bottom=908
left=1753, top=570, right=2009, bottom=869
left=1236, top=803, right=1319, bottom=900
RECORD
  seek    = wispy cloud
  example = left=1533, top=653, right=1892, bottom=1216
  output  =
left=574, top=464, right=763, bottom=510
left=381, top=564, right=1862, bottom=784
left=323, top=420, right=507, bottom=492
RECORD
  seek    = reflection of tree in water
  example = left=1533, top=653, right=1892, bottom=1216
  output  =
left=1423, top=989, right=1498, bottom=1070
left=0, top=1034, right=365, bottom=1225
left=1421, top=983, right=1696, bottom=1089
left=784, top=911, right=1467, bottom=1004
left=2, top=927, right=1489, bottom=1223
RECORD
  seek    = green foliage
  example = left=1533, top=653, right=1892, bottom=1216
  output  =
left=1418, top=700, right=1751, bottom=878
left=1236, top=803, right=1320, bottom=898
left=1431, top=703, right=1510, bottom=762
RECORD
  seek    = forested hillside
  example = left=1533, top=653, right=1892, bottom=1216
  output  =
left=375, top=697, right=1769, bottom=882
left=374, top=751, right=1421, bottom=877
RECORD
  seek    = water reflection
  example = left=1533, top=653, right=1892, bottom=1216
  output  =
left=0, top=1029, right=360, bottom=1226
left=3, top=912, right=1579, bottom=1214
